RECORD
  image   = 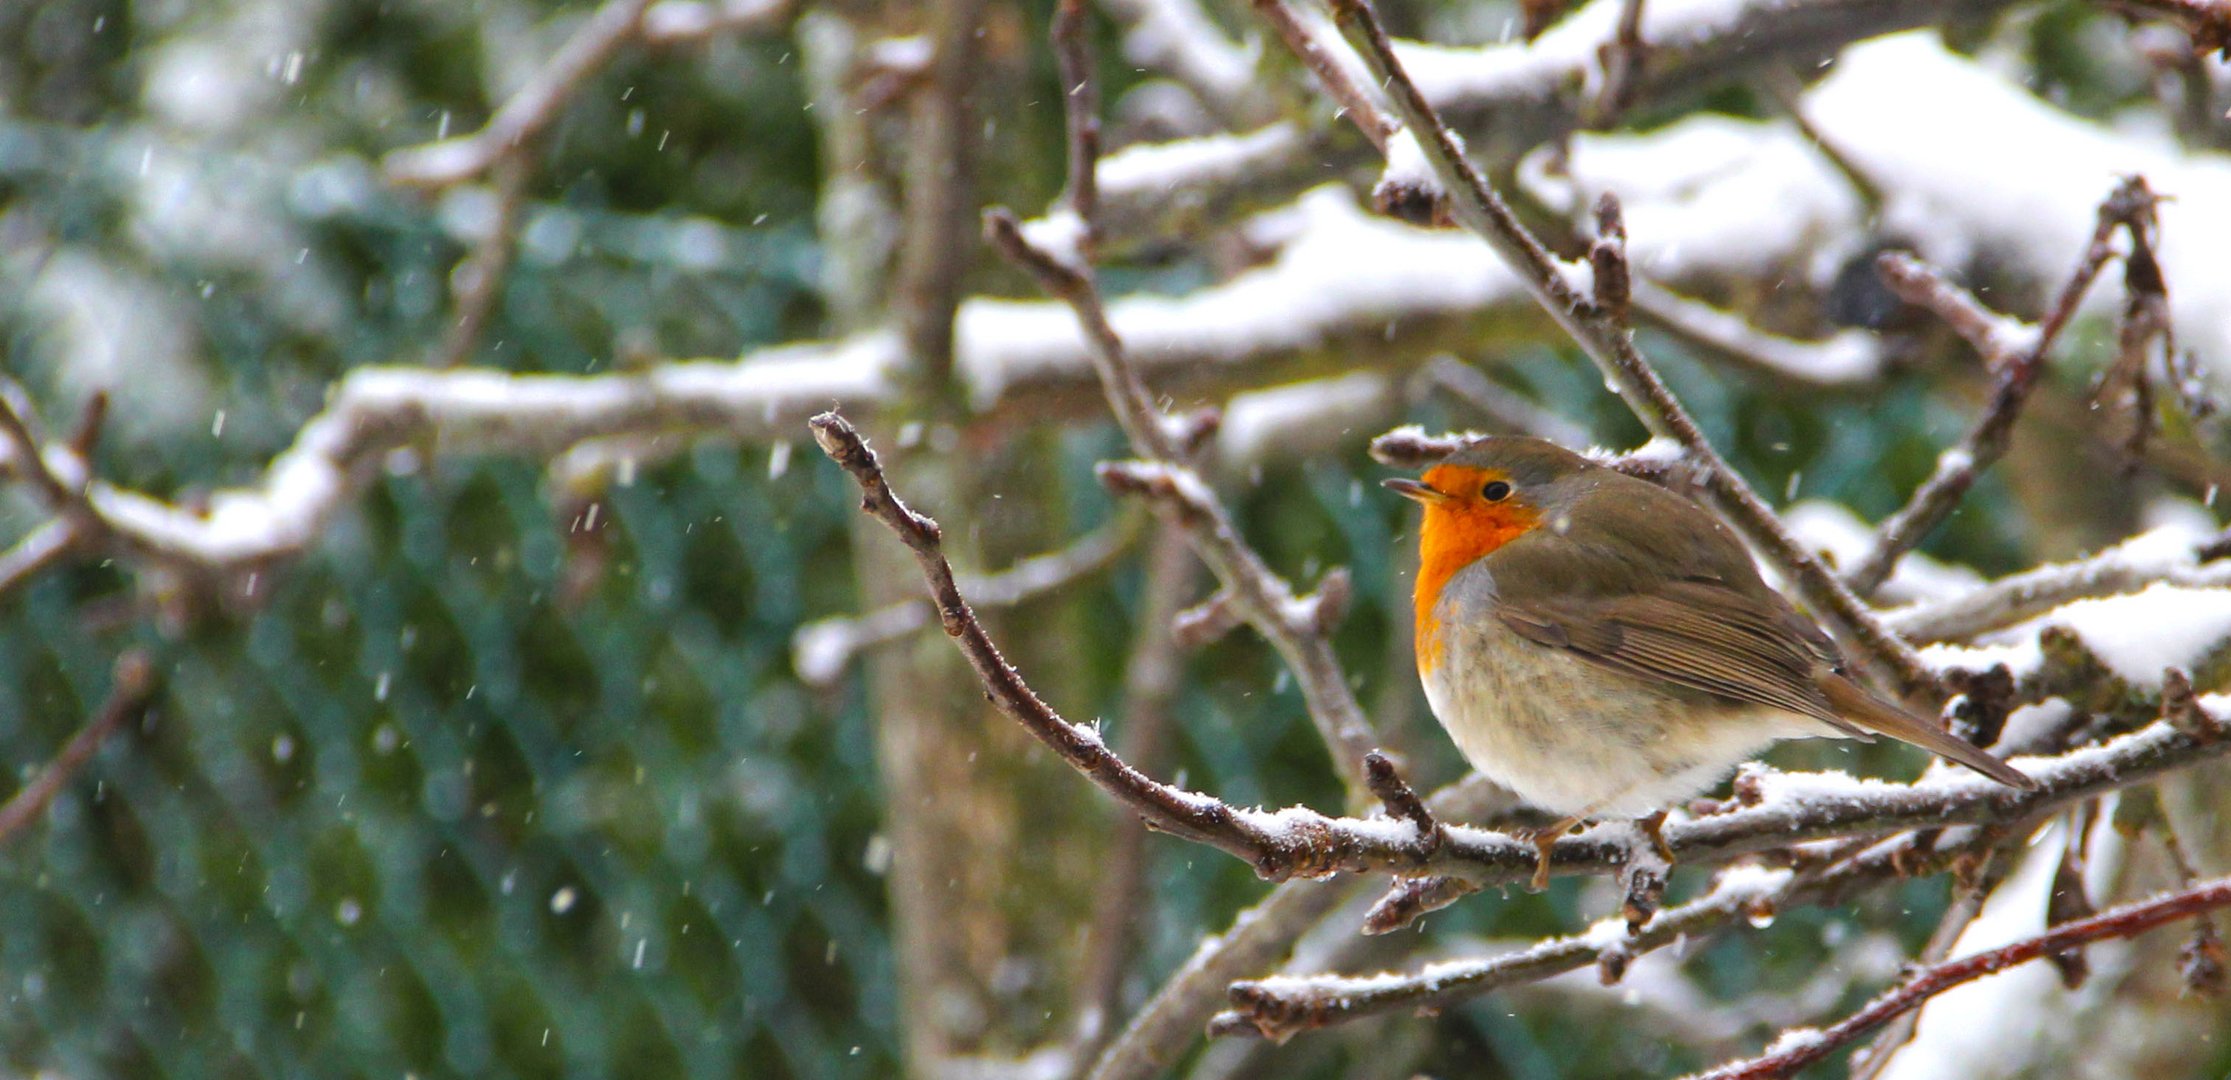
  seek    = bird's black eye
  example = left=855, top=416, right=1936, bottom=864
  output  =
left=1482, top=480, right=1512, bottom=501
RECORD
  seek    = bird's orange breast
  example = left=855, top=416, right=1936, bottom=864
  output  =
left=1413, top=498, right=1540, bottom=672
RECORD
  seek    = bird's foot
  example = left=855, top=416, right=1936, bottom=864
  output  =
left=1518, top=817, right=1583, bottom=892
left=1636, top=809, right=1675, bottom=863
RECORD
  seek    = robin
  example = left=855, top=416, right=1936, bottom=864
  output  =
left=1385, top=436, right=2033, bottom=888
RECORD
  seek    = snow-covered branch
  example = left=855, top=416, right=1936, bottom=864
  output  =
left=1076, top=0, right=2031, bottom=251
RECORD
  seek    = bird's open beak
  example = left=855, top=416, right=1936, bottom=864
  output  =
left=1381, top=478, right=1447, bottom=505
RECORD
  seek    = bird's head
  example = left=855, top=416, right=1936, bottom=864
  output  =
left=1384, top=436, right=1596, bottom=565
left=1385, top=436, right=1597, bottom=665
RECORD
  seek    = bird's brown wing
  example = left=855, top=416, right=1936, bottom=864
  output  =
left=1495, top=579, right=1871, bottom=738
left=1497, top=579, right=2037, bottom=788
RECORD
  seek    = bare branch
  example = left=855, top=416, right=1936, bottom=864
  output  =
left=1363, top=751, right=1438, bottom=849
left=0, top=650, right=156, bottom=847
left=1171, top=590, right=1242, bottom=649
left=1874, top=253, right=2038, bottom=366
left=1091, top=460, right=1381, bottom=785
left=1250, top=0, right=1396, bottom=151
left=1303, top=0, right=1941, bottom=697
left=791, top=511, right=1143, bottom=686
left=982, top=210, right=1178, bottom=460
left=0, top=520, right=83, bottom=600
left=1688, top=874, right=2231, bottom=1079
left=430, top=159, right=531, bottom=369
left=1054, top=0, right=1101, bottom=232
left=981, top=36, right=1389, bottom=791
left=379, top=0, right=792, bottom=188
left=1844, top=179, right=2156, bottom=597
left=1587, top=0, right=1650, bottom=127
left=383, top=0, right=657, bottom=189
left=1070, top=0, right=2031, bottom=253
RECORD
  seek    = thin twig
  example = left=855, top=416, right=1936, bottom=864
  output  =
left=980, top=37, right=1385, bottom=790
left=1873, top=254, right=2038, bottom=366
left=1301, top=0, right=1939, bottom=697
left=1687, top=874, right=2231, bottom=1080
left=0, top=383, right=145, bottom=571
left=1249, top=0, right=1396, bottom=151
left=983, top=211, right=1175, bottom=458
left=383, top=0, right=658, bottom=189
left=1586, top=0, right=1650, bottom=127
left=431, top=158, right=531, bottom=368
left=1087, top=458, right=1381, bottom=789
left=0, top=520, right=83, bottom=600
left=1363, top=751, right=1439, bottom=849
left=1072, top=524, right=1195, bottom=1062
left=791, top=510, right=1143, bottom=686
left=1053, top=0, right=1101, bottom=233
left=0, top=650, right=156, bottom=847
left=1845, top=178, right=2158, bottom=597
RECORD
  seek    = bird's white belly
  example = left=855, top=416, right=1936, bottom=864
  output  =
left=1422, top=619, right=1816, bottom=819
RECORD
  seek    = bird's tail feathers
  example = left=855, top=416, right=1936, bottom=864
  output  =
left=1819, top=674, right=2037, bottom=790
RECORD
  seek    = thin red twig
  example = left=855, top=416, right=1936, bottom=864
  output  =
left=1689, top=874, right=2231, bottom=1079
